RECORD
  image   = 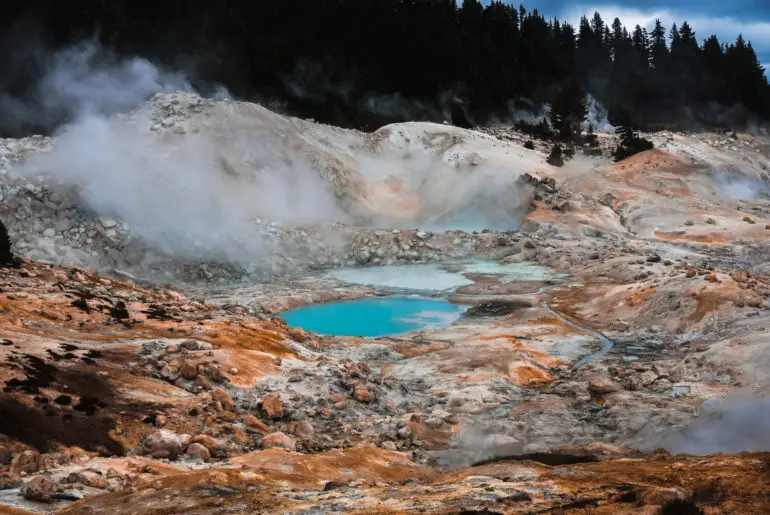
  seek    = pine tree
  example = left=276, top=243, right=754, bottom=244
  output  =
left=0, top=219, right=18, bottom=268
left=631, top=25, right=650, bottom=71
left=547, top=143, right=564, bottom=167
left=550, top=78, right=587, bottom=141
left=649, top=19, right=668, bottom=71
left=610, top=107, right=654, bottom=161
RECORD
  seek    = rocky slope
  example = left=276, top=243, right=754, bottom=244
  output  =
left=1, top=94, right=770, bottom=513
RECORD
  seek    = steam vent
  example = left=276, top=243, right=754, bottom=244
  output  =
left=2, top=2, right=770, bottom=513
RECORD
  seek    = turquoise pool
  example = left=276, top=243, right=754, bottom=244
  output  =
left=281, top=297, right=465, bottom=337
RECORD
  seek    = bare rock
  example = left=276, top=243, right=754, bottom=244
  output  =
left=261, top=394, right=284, bottom=419
left=587, top=375, right=621, bottom=395
left=180, top=360, right=198, bottom=380
left=190, top=435, right=223, bottom=455
left=289, top=420, right=314, bottom=438
left=160, top=364, right=180, bottom=381
left=288, top=327, right=308, bottom=343
left=262, top=432, right=296, bottom=451
left=196, top=374, right=213, bottom=390
left=598, top=192, right=614, bottom=207
left=185, top=443, right=211, bottom=462
left=0, top=472, right=22, bottom=489
left=10, top=449, right=40, bottom=475
left=243, top=415, right=270, bottom=435
left=0, top=445, right=11, bottom=466
left=143, top=430, right=187, bottom=460
left=21, top=476, right=57, bottom=502
left=212, top=388, right=235, bottom=412
left=353, top=385, right=373, bottom=403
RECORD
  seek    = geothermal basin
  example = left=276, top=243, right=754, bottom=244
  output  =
left=282, top=260, right=567, bottom=336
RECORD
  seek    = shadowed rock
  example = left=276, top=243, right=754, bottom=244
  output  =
left=465, top=299, right=532, bottom=317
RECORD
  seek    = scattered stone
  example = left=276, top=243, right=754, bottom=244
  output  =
left=261, top=432, right=296, bottom=451
left=143, top=430, right=187, bottom=460
left=10, top=450, right=40, bottom=475
left=0, top=472, right=22, bottom=490
left=190, top=435, right=222, bottom=455
left=212, top=389, right=235, bottom=412
left=598, top=193, right=614, bottom=207
left=180, top=360, right=198, bottom=380
left=196, top=374, right=213, bottom=390
left=21, top=476, right=57, bottom=502
left=185, top=443, right=211, bottom=462
left=587, top=376, right=621, bottom=395
left=243, top=415, right=270, bottom=434
left=0, top=446, right=11, bottom=466
left=323, top=481, right=347, bottom=491
left=261, top=394, right=284, bottom=419
left=290, top=420, right=314, bottom=438
left=353, top=386, right=373, bottom=403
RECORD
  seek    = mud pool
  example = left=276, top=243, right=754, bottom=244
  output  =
left=281, top=297, right=466, bottom=337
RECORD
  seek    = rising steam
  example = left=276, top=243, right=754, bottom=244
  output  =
left=12, top=42, right=536, bottom=270
left=663, top=396, right=770, bottom=454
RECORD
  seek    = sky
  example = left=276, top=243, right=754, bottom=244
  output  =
left=498, top=1, right=770, bottom=69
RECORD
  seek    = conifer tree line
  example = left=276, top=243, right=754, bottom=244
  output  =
left=0, top=0, right=768, bottom=136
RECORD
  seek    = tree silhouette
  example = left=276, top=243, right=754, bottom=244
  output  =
left=0, top=1, right=767, bottom=136
left=0, top=220, right=19, bottom=268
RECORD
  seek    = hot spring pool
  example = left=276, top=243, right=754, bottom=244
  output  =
left=281, top=297, right=466, bottom=337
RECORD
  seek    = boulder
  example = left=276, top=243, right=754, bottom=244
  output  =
left=289, top=420, right=314, bottom=438
left=243, top=415, right=270, bottom=435
left=185, top=443, right=211, bottom=462
left=212, top=388, right=235, bottom=412
left=10, top=449, right=40, bottom=475
left=180, top=360, right=198, bottom=380
left=587, top=375, right=621, bottom=395
left=190, top=435, right=223, bottom=455
left=353, top=386, right=373, bottom=403
left=261, top=394, right=284, bottom=419
left=21, top=476, right=57, bottom=502
left=261, top=432, right=296, bottom=451
left=143, top=430, right=188, bottom=460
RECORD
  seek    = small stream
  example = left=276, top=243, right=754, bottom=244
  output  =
left=541, top=300, right=615, bottom=368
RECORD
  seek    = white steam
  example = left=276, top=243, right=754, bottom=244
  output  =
left=38, top=42, right=192, bottom=119
left=663, top=396, right=770, bottom=454
left=583, top=95, right=614, bottom=133
left=16, top=43, right=348, bottom=265
left=500, top=99, right=551, bottom=127
left=711, top=173, right=769, bottom=200
left=12, top=42, right=536, bottom=271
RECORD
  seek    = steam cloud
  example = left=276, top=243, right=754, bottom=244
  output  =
left=711, top=172, right=769, bottom=200
left=15, top=42, right=348, bottom=266
left=11, top=42, right=535, bottom=272
left=583, top=94, right=614, bottom=133
left=663, top=396, right=770, bottom=454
